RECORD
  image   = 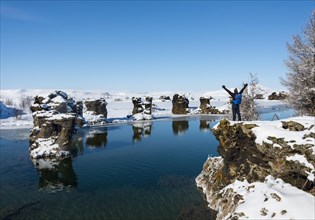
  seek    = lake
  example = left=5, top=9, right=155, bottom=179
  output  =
left=0, top=108, right=296, bottom=220
left=0, top=116, right=220, bottom=220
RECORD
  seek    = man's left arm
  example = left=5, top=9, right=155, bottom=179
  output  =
left=240, top=83, right=248, bottom=94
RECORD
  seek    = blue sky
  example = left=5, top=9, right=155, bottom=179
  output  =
left=1, top=1, right=314, bottom=92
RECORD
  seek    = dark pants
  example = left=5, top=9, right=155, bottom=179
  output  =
left=232, top=104, right=241, bottom=121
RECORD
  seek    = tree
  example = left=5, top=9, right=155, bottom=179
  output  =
left=281, top=11, right=315, bottom=115
left=19, top=96, right=33, bottom=112
left=241, top=73, right=261, bottom=121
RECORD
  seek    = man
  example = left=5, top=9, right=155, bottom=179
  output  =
left=222, top=83, right=248, bottom=121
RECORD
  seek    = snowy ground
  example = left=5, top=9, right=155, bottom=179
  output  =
left=223, top=175, right=315, bottom=220
left=0, top=88, right=288, bottom=129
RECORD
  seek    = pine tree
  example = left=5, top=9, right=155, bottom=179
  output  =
left=241, top=73, right=260, bottom=121
left=281, top=11, right=315, bottom=115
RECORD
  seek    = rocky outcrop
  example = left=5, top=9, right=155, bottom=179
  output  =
left=30, top=112, right=76, bottom=149
left=281, top=120, right=305, bottom=131
left=84, top=98, right=108, bottom=118
left=132, top=97, right=144, bottom=115
left=131, top=97, right=153, bottom=120
left=254, top=93, right=264, bottom=99
left=198, top=96, right=225, bottom=114
left=172, top=94, right=189, bottom=114
left=268, top=91, right=288, bottom=100
left=159, top=95, right=171, bottom=102
left=29, top=91, right=86, bottom=160
left=196, top=118, right=315, bottom=219
left=199, top=97, right=213, bottom=114
left=83, top=98, right=108, bottom=125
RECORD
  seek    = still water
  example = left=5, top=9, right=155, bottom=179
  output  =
left=1, top=116, right=220, bottom=220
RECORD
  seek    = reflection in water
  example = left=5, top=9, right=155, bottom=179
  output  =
left=132, top=122, right=152, bottom=142
left=71, top=136, right=84, bottom=157
left=172, top=120, right=189, bottom=135
left=86, top=131, right=108, bottom=148
left=199, top=120, right=211, bottom=132
left=32, top=157, right=77, bottom=193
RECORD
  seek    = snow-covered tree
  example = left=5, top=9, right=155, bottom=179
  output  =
left=241, top=73, right=261, bottom=121
left=281, top=11, right=315, bottom=115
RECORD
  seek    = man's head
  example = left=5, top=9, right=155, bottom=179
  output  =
left=234, top=88, right=238, bottom=93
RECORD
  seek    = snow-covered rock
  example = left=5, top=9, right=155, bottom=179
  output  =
left=196, top=116, right=315, bottom=220
left=29, top=91, right=84, bottom=160
left=84, top=98, right=108, bottom=119
left=131, top=96, right=153, bottom=120
left=172, top=94, right=189, bottom=114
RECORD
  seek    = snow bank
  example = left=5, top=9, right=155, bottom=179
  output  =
left=250, top=116, right=315, bottom=151
left=30, top=138, right=69, bottom=159
left=223, top=175, right=315, bottom=220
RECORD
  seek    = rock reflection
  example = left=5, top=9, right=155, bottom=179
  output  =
left=132, top=122, right=152, bottom=142
left=32, top=157, right=77, bottom=193
left=86, top=130, right=108, bottom=148
left=71, top=136, right=84, bottom=157
left=199, top=120, right=211, bottom=132
left=172, top=120, right=189, bottom=135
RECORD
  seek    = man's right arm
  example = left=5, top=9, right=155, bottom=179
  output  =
left=222, top=85, right=233, bottom=96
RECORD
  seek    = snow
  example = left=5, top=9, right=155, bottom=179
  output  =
left=83, top=111, right=106, bottom=125
left=32, top=158, right=60, bottom=170
left=286, top=154, right=315, bottom=181
left=51, top=95, right=66, bottom=103
left=30, top=138, right=69, bottom=159
left=33, top=110, right=75, bottom=120
left=250, top=116, right=315, bottom=150
left=223, top=175, right=315, bottom=220
left=132, top=112, right=153, bottom=121
left=286, top=154, right=315, bottom=170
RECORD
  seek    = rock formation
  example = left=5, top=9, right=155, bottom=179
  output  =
left=172, top=94, right=189, bottom=114
left=268, top=91, right=288, bottom=100
left=132, top=97, right=144, bottom=115
left=196, top=118, right=315, bottom=219
left=199, top=97, right=212, bottom=114
left=254, top=93, right=264, bottom=99
left=29, top=91, right=86, bottom=160
left=30, top=111, right=76, bottom=158
left=131, top=97, right=153, bottom=120
left=197, top=97, right=227, bottom=114
left=84, top=98, right=108, bottom=118
left=83, top=98, right=108, bottom=125
left=159, top=95, right=171, bottom=102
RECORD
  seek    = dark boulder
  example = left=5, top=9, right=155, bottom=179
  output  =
left=84, top=98, right=108, bottom=118
left=172, top=94, right=189, bottom=114
left=131, top=97, right=153, bottom=117
left=268, top=91, right=287, bottom=100
left=159, top=95, right=171, bottom=101
left=132, top=97, right=144, bottom=115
